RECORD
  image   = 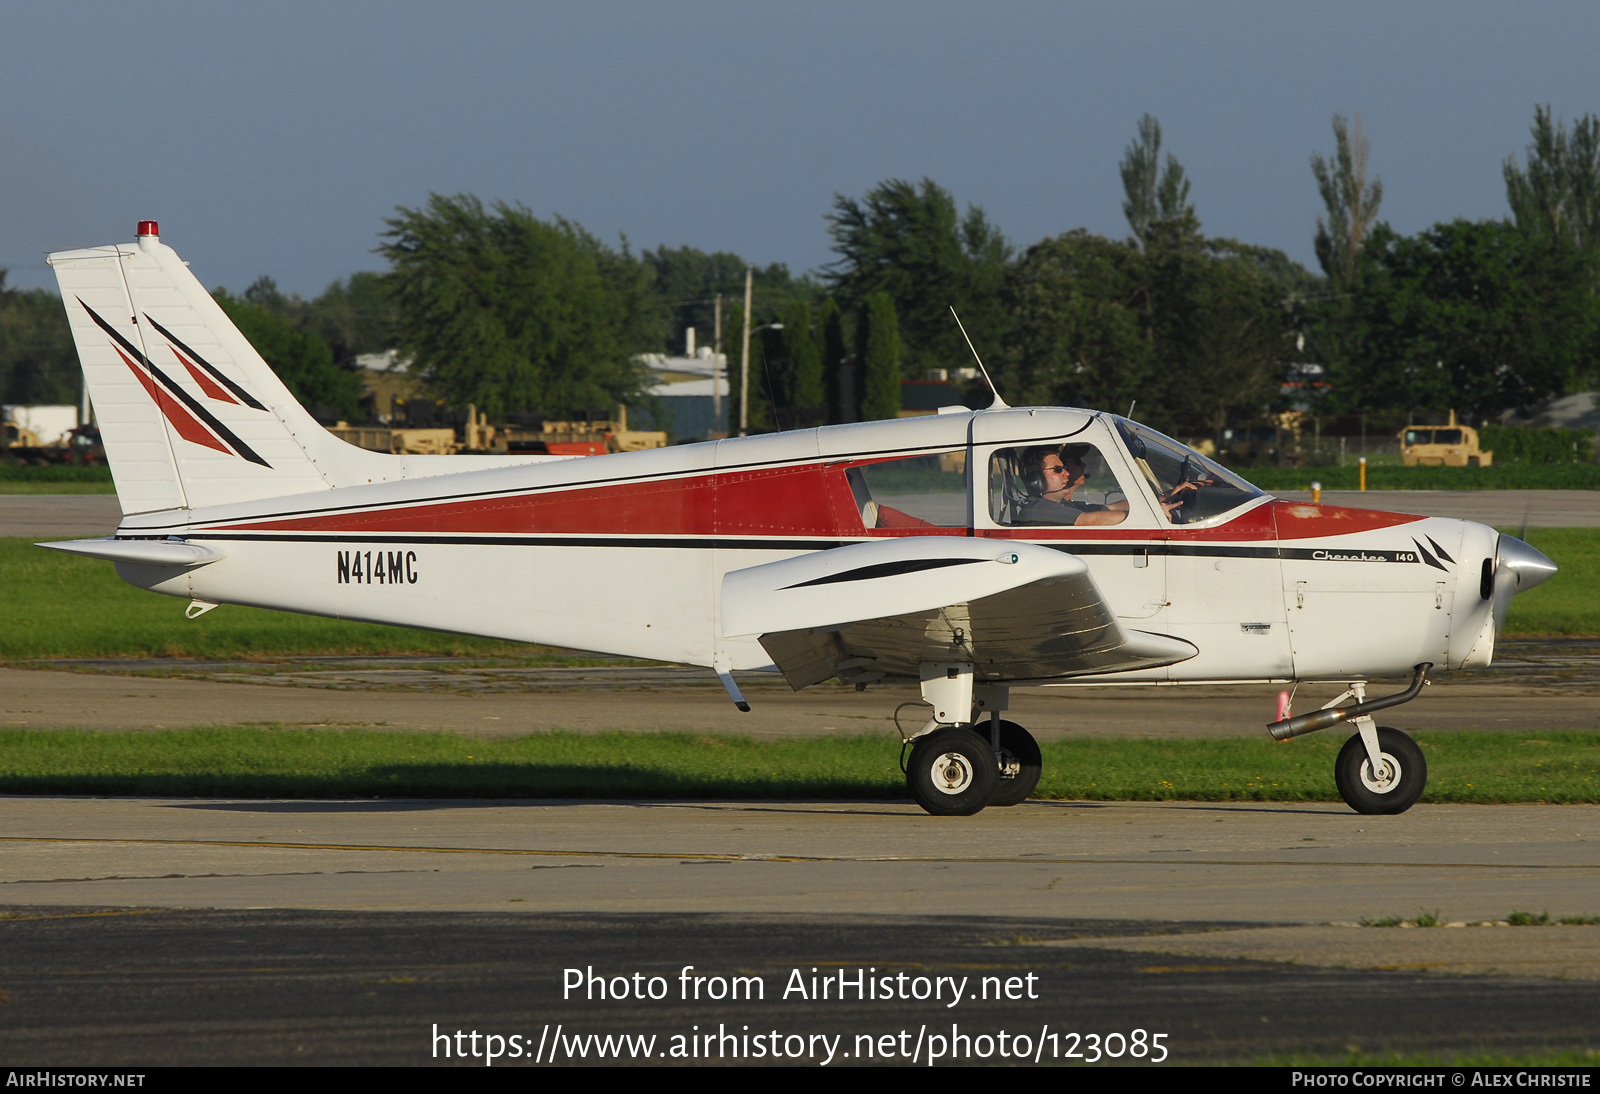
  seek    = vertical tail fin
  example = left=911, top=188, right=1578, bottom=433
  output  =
left=49, top=222, right=526, bottom=515
left=49, top=224, right=346, bottom=512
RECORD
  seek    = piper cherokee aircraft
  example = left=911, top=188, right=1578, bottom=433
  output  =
left=40, top=222, right=1558, bottom=816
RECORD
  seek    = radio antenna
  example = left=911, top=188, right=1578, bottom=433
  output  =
left=950, top=306, right=1007, bottom=409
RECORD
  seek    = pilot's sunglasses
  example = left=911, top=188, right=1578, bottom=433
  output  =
left=1045, top=462, right=1088, bottom=479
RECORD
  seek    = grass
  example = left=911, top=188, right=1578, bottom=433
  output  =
left=1494, top=527, right=1599, bottom=636
left=0, top=728, right=1594, bottom=801
left=1036, top=731, right=1600, bottom=803
left=0, top=537, right=564, bottom=660
left=0, top=481, right=118, bottom=494
left=1240, top=462, right=1600, bottom=491
left=0, top=464, right=115, bottom=492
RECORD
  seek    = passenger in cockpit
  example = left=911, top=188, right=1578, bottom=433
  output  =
left=1016, top=445, right=1129, bottom=526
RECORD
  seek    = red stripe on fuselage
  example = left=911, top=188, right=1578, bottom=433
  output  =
left=1269, top=499, right=1425, bottom=540
left=202, top=465, right=1425, bottom=545
left=113, top=345, right=232, bottom=455
left=211, top=464, right=850, bottom=538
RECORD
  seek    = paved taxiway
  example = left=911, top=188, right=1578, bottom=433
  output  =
left=3, top=797, right=1598, bottom=1064
left=4, top=796, right=1595, bottom=928
left=7, top=908, right=1599, bottom=1066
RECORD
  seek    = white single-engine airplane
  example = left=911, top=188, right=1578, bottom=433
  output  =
left=41, top=223, right=1558, bottom=816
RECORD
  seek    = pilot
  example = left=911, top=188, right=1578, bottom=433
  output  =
left=1016, top=445, right=1128, bottom=526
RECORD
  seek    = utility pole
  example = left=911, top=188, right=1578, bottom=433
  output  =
left=739, top=266, right=753, bottom=435
left=712, top=293, right=722, bottom=431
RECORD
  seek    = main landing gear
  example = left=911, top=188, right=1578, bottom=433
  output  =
left=901, top=669, right=1040, bottom=816
left=1267, top=665, right=1433, bottom=816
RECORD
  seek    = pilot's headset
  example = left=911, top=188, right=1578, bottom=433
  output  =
left=1020, top=445, right=1061, bottom=496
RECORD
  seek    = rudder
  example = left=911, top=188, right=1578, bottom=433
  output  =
left=48, top=222, right=479, bottom=515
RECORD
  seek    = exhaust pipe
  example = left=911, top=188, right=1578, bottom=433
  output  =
left=1268, top=663, right=1431, bottom=741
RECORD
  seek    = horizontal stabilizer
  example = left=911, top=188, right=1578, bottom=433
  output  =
left=37, top=538, right=223, bottom=568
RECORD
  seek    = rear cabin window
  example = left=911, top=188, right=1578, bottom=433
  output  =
left=988, top=442, right=1129, bottom=527
left=846, top=454, right=967, bottom=529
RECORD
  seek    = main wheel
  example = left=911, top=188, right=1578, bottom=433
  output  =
left=1334, top=726, right=1427, bottom=815
left=985, top=721, right=1042, bottom=807
left=907, top=727, right=998, bottom=816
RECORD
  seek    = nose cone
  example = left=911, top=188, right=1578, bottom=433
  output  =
left=1499, top=534, right=1558, bottom=593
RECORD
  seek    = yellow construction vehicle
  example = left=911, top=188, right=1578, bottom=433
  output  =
left=1399, top=411, right=1493, bottom=467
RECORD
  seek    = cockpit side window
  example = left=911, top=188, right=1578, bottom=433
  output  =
left=846, top=452, right=967, bottom=529
left=988, top=442, right=1130, bottom=527
left=1112, top=418, right=1264, bottom=524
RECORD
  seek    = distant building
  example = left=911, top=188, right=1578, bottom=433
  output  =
left=354, top=350, right=425, bottom=424
left=633, top=329, right=729, bottom=442
left=899, top=368, right=981, bottom=417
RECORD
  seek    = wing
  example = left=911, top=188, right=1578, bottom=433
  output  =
left=721, top=537, right=1196, bottom=690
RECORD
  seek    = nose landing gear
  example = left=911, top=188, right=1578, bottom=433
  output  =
left=1334, top=725, right=1428, bottom=815
left=1266, top=667, right=1433, bottom=815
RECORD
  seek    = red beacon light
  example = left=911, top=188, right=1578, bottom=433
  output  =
left=136, top=221, right=159, bottom=237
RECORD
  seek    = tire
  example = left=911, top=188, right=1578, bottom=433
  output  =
left=1334, top=726, right=1427, bottom=815
left=985, top=721, right=1042, bottom=807
left=907, top=727, right=998, bottom=817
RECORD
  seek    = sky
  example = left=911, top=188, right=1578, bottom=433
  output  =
left=3, top=2, right=1598, bottom=297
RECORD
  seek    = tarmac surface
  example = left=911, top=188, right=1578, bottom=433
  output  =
left=4, top=488, right=1599, bottom=539
left=6, top=908, right=1599, bottom=1066
left=1, top=797, right=1598, bottom=1064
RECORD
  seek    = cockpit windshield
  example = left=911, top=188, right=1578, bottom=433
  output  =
left=1112, top=418, right=1264, bottom=524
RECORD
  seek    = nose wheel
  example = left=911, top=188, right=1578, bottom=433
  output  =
left=1334, top=726, right=1427, bottom=815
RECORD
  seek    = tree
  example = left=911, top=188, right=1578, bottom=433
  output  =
left=0, top=272, right=79, bottom=406
left=213, top=286, right=364, bottom=419
left=818, top=297, right=849, bottom=423
left=826, top=178, right=1010, bottom=379
left=642, top=246, right=818, bottom=355
left=1504, top=105, right=1600, bottom=253
left=1155, top=248, right=1289, bottom=441
left=1003, top=231, right=1291, bottom=437
left=305, top=272, right=398, bottom=367
left=1002, top=231, right=1154, bottom=418
left=1340, top=220, right=1598, bottom=418
left=1120, top=114, right=1198, bottom=250
left=379, top=194, right=651, bottom=420
left=782, top=300, right=824, bottom=414
left=723, top=300, right=769, bottom=432
left=1311, top=114, right=1384, bottom=284
left=857, top=292, right=902, bottom=421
